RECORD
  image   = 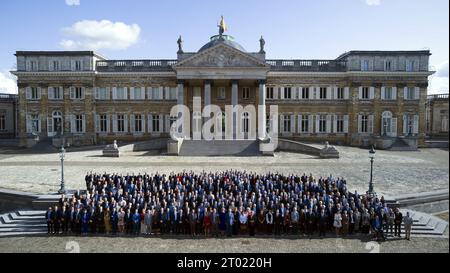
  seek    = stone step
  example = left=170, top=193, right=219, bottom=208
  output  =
left=17, top=210, right=46, bottom=216
left=179, top=140, right=260, bottom=156
left=8, top=212, right=44, bottom=220
left=0, top=231, right=47, bottom=237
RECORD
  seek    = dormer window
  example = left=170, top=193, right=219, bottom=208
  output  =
left=361, top=60, right=370, bottom=71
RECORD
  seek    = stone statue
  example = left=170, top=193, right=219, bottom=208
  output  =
left=103, top=140, right=120, bottom=157
left=259, top=36, right=265, bottom=53
left=113, top=140, right=118, bottom=149
left=177, top=35, right=183, bottom=53
left=218, top=16, right=227, bottom=37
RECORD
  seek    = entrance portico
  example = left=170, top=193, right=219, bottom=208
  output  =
left=173, top=34, right=270, bottom=140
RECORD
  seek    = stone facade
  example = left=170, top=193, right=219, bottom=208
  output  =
left=426, top=94, right=449, bottom=138
left=0, top=93, right=18, bottom=139
left=11, top=33, right=434, bottom=149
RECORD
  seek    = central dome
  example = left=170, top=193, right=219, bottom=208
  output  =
left=198, top=35, right=246, bottom=52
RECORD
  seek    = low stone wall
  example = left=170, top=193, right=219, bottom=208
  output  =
left=276, top=139, right=321, bottom=156
left=119, top=138, right=169, bottom=152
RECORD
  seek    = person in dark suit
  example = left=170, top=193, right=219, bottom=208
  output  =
left=52, top=205, right=61, bottom=235
left=318, top=209, right=328, bottom=237
left=189, top=209, right=197, bottom=237
left=61, top=206, right=70, bottom=234
left=265, top=209, right=274, bottom=235
left=73, top=207, right=81, bottom=235
left=394, top=208, right=403, bottom=237
left=225, top=208, right=234, bottom=237
left=274, top=210, right=282, bottom=235
left=218, top=207, right=227, bottom=237
left=45, top=207, right=53, bottom=234
left=111, top=207, right=119, bottom=235
left=81, top=208, right=90, bottom=235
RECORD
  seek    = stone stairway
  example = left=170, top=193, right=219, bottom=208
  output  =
left=389, top=138, right=417, bottom=151
left=179, top=140, right=260, bottom=156
left=0, top=210, right=47, bottom=237
left=396, top=209, right=448, bottom=237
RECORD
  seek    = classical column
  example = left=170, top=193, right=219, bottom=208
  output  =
left=231, top=80, right=239, bottom=138
left=231, top=80, right=238, bottom=106
left=204, top=80, right=211, bottom=107
left=177, top=80, right=184, bottom=105
left=258, top=80, right=266, bottom=139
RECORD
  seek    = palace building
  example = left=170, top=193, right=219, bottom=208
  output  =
left=11, top=22, right=434, bottom=153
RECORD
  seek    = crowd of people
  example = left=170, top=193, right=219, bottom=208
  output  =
left=45, top=170, right=414, bottom=240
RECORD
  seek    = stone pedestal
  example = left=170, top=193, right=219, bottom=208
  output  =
left=319, top=141, right=339, bottom=158
left=167, top=138, right=183, bottom=155
left=102, top=140, right=120, bottom=157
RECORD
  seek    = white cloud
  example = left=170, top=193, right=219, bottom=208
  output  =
left=65, top=0, right=80, bottom=6
left=0, top=71, right=18, bottom=94
left=429, top=60, right=449, bottom=94
left=60, top=20, right=141, bottom=51
left=365, top=0, right=381, bottom=6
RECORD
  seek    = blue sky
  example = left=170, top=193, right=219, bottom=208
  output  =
left=0, top=0, right=448, bottom=93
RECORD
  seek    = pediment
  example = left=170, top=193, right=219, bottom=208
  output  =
left=174, top=43, right=268, bottom=69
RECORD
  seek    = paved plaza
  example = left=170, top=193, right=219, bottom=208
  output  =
left=0, top=145, right=448, bottom=197
left=0, top=235, right=448, bottom=253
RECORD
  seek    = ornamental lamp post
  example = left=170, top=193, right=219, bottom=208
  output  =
left=58, top=145, right=66, bottom=194
left=368, top=145, right=376, bottom=196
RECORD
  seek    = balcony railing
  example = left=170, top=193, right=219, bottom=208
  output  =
left=266, top=59, right=347, bottom=72
left=0, top=93, right=18, bottom=101
left=428, top=94, right=449, bottom=100
left=96, top=60, right=177, bottom=72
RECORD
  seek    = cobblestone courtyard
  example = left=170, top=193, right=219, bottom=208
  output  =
left=0, top=235, right=448, bottom=253
left=0, top=146, right=448, bottom=197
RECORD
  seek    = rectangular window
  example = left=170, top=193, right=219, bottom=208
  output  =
left=133, top=87, right=144, bottom=100
left=406, top=60, right=415, bottom=72
left=361, top=87, right=369, bottom=100
left=362, top=60, right=370, bottom=71
left=50, top=87, right=63, bottom=100
left=30, top=87, right=39, bottom=100
left=406, top=87, right=415, bottom=100
left=74, top=87, right=83, bottom=99
left=385, top=60, right=392, bottom=71
left=384, top=87, right=393, bottom=100
left=360, top=115, right=369, bottom=133
left=152, top=87, right=162, bottom=100
left=134, top=114, right=143, bottom=132
left=117, top=114, right=125, bottom=132
left=319, top=87, right=327, bottom=99
left=301, top=115, right=309, bottom=133
left=31, top=114, right=40, bottom=132
left=116, top=87, right=127, bottom=100
left=284, top=87, right=292, bottom=99
left=337, top=87, right=344, bottom=99
left=0, top=114, right=5, bottom=131
left=75, top=60, right=82, bottom=71
left=319, top=115, right=327, bottom=133
left=75, top=115, right=84, bottom=133
left=283, top=115, right=291, bottom=132
left=218, top=87, right=226, bottom=100
left=266, top=114, right=271, bottom=134
left=302, top=87, right=309, bottom=99
left=97, top=88, right=108, bottom=100
left=99, top=115, right=107, bottom=133
left=169, top=87, right=177, bottom=100
left=152, top=115, right=160, bottom=132
left=266, top=87, right=274, bottom=99
left=242, top=87, right=250, bottom=99
left=53, top=61, right=60, bottom=71
left=336, top=115, right=344, bottom=133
